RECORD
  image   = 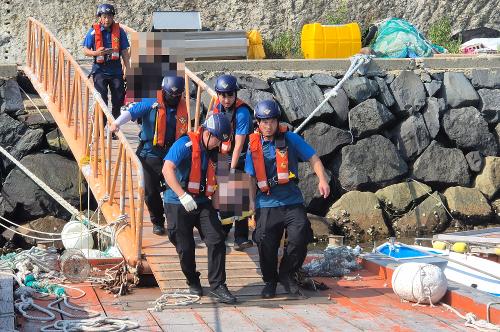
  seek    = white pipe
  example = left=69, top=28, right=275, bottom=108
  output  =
left=294, top=55, right=373, bottom=134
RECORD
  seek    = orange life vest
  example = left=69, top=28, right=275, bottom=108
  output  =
left=249, top=125, right=290, bottom=193
left=93, top=22, right=120, bottom=63
left=212, top=99, right=247, bottom=154
left=187, top=129, right=217, bottom=197
left=153, top=90, right=188, bottom=147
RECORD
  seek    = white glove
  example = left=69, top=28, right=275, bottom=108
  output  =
left=179, top=192, right=197, bottom=212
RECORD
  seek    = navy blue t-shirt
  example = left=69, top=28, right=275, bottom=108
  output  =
left=127, top=98, right=177, bottom=159
left=215, top=103, right=252, bottom=159
left=82, top=24, right=130, bottom=76
left=245, top=132, right=315, bottom=208
left=163, top=136, right=211, bottom=205
left=214, top=103, right=253, bottom=136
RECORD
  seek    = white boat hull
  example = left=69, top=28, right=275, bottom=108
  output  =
left=410, top=245, right=500, bottom=296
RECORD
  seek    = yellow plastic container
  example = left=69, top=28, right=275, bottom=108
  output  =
left=247, top=30, right=266, bottom=59
left=301, top=22, right=362, bottom=59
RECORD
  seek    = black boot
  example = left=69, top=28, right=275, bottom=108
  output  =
left=186, top=271, right=203, bottom=296
left=234, top=238, right=254, bottom=251
left=152, top=224, right=165, bottom=235
left=187, top=279, right=203, bottom=296
left=209, top=284, right=237, bottom=304
left=261, top=282, right=277, bottom=299
left=279, top=273, right=301, bottom=296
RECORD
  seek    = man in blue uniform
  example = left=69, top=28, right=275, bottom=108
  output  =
left=212, top=74, right=254, bottom=250
left=162, top=113, right=237, bottom=304
left=82, top=4, right=130, bottom=120
left=110, top=76, right=187, bottom=236
left=245, top=100, right=330, bottom=299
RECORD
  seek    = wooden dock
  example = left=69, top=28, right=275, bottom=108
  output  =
left=17, top=269, right=476, bottom=331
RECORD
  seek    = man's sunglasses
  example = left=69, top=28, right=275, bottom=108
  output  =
left=217, top=92, right=235, bottom=98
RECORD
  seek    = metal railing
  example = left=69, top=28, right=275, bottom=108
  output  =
left=23, top=18, right=144, bottom=266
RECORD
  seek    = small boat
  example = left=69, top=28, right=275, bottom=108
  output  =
left=431, top=227, right=500, bottom=260
left=374, top=240, right=500, bottom=296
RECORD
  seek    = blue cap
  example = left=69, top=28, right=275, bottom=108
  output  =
left=215, top=74, right=239, bottom=93
left=96, top=4, right=116, bottom=16
left=254, top=100, right=281, bottom=119
left=161, top=76, right=185, bottom=96
left=202, top=113, right=231, bottom=141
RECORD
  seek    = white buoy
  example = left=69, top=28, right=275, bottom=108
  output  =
left=61, top=220, right=94, bottom=250
left=392, top=262, right=448, bottom=304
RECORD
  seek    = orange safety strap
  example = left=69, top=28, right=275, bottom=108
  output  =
left=154, top=91, right=189, bottom=147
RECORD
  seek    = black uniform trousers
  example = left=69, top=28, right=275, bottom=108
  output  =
left=137, top=155, right=165, bottom=227
left=165, top=202, right=227, bottom=290
left=254, top=204, right=313, bottom=283
left=93, top=72, right=125, bottom=120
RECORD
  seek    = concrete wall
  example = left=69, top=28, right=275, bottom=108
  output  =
left=1, top=0, right=499, bottom=64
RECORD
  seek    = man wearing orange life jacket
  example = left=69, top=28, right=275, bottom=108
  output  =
left=82, top=4, right=130, bottom=121
left=110, top=76, right=187, bottom=236
left=162, top=113, right=237, bottom=304
left=245, top=100, right=330, bottom=299
left=212, top=74, right=254, bottom=251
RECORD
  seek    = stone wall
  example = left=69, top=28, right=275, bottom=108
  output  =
left=191, top=66, right=500, bottom=242
left=1, top=0, right=499, bottom=64
left=0, top=76, right=87, bottom=225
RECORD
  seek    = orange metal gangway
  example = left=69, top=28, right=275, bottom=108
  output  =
left=23, top=18, right=146, bottom=267
left=21, top=18, right=221, bottom=273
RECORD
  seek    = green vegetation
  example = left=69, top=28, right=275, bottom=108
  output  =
left=428, top=17, right=462, bottom=54
left=263, top=31, right=302, bottom=59
left=264, top=0, right=351, bottom=59
left=323, top=0, right=349, bottom=25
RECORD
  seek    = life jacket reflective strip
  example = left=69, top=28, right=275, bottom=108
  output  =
left=187, top=129, right=217, bottom=197
left=212, top=99, right=246, bottom=154
left=93, top=23, right=120, bottom=63
left=153, top=90, right=188, bottom=147
left=249, top=124, right=289, bottom=193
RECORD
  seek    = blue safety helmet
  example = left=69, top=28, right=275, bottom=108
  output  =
left=254, top=100, right=281, bottom=120
left=96, top=4, right=116, bottom=16
left=202, top=113, right=231, bottom=141
left=214, top=74, right=239, bottom=93
left=161, top=76, right=185, bottom=96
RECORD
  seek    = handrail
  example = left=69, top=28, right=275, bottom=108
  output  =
left=23, top=17, right=144, bottom=267
left=185, top=67, right=218, bottom=131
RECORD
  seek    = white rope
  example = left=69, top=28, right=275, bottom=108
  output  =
left=0, top=215, right=118, bottom=242
left=14, top=290, right=56, bottom=322
left=442, top=303, right=500, bottom=332
left=6, top=249, right=130, bottom=325
left=0, top=145, right=80, bottom=217
left=411, top=265, right=436, bottom=307
left=52, top=283, right=86, bottom=299
left=41, top=317, right=140, bottom=331
left=147, top=291, right=200, bottom=311
left=293, top=54, right=373, bottom=133
left=1, top=247, right=58, bottom=274
left=410, top=179, right=455, bottom=221
left=47, top=296, right=100, bottom=319
left=0, top=270, right=24, bottom=287
left=0, top=92, right=115, bottom=240
left=19, top=84, right=48, bottom=122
